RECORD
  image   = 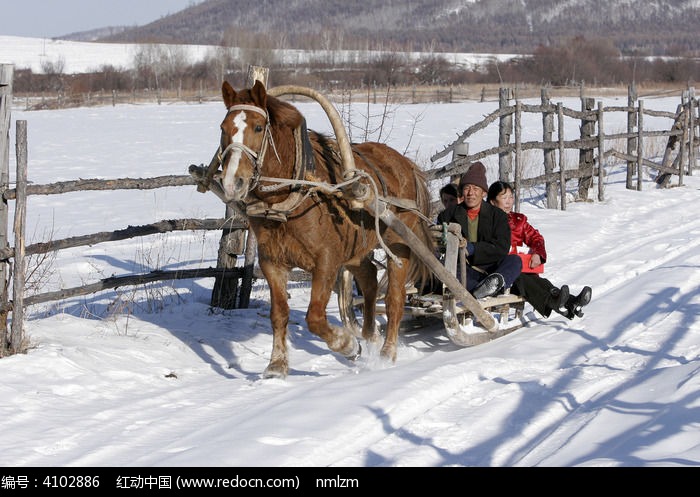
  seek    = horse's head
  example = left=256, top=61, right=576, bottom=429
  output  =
left=218, top=80, right=305, bottom=207
left=218, top=80, right=271, bottom=203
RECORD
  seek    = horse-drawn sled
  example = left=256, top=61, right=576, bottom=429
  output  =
left=189, top=81, right=529, bottom=378
left=335, top=222, right=529, bottom=349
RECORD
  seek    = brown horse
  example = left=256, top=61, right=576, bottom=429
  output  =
left=211, top=80, right=434, bottom=378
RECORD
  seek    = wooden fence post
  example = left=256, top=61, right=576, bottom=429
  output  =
left=210, top=65, right=269, bottom=309
left=597, top=101, right=605, bottom=201
left=514, top=100, right=522, bottom=212
left=693, top=90, right=700, bottom=172
left=656, top=103, right=685, bottom=189
left=637, top=100, right=644, bottom=191
left=626, top=84, right=637, bottom=189
left=0, top=64, right=12, bottom=349
left=679, top=98, right=687, bottom=187
left=541, top=88, right=557, bottom=209
left=210, top=215, right=245, bottom=310
left=557, top=103, right=567, bottom=211
left=578, top=96, right=596, bottom=200
left=498, top=88, right=513, bottom=180
left=689, top=87, right=696, bottom=176
left=11, top=120, right=27, bottom=353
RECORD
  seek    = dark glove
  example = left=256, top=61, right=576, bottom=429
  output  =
left=466, top=242, right=475, bottom=256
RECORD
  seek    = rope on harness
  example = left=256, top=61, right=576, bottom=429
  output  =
left=257, top=170, right=429, bottom=267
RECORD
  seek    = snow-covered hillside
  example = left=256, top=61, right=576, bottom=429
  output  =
left=0, top=35, right=517, bottom=74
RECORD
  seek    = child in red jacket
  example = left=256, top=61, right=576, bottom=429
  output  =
left=487, top=181, right=592, bottom=319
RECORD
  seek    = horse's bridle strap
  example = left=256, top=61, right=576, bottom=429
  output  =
left=221, top=141, right=259, bottom=162
left=221, top=104, right=272, bottom=181
left=227, top=104, right=267, bottom=118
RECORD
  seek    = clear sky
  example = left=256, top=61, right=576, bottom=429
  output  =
left=2, top=0, right=199, bottom=38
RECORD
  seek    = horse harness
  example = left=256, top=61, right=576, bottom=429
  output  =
left=196, top=103, right=427, bottom=225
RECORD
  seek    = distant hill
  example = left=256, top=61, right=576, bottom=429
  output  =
left=62, top=26, right=130, bottom=42
left=95, top=0, right=700, bottom=56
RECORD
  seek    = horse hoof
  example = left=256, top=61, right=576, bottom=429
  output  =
left=380, top=345, right=397, bottom=363
left=263, top=365, right=288, bottom=380
left=344, top=339, right=362, bottom=361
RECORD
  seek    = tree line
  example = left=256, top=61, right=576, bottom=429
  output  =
left=12, top=37, right=700, bottom=100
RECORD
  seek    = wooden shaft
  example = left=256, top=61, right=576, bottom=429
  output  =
left=366, top=201, right=498, bottom=332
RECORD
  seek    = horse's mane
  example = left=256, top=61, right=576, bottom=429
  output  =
left=262, top=93, right=305, bottom=130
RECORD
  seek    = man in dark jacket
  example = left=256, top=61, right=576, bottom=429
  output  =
left=437, top=162, right=521, bottom=299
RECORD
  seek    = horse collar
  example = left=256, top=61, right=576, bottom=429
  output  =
left=245, top=121, right=314, bottom=222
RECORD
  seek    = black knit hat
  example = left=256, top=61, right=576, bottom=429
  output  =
left=458, top=161, right=488, bottom=193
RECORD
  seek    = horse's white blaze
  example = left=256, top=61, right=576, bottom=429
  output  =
left=221, top=111, right=247, bottom=197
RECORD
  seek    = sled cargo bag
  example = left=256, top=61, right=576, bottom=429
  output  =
left=518, top=253, right=544, bottom=274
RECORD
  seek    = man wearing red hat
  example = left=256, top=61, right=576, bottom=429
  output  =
left=437, top=161, right=522, bottom=299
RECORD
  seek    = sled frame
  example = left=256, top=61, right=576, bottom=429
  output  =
left=337, top=223, right=528, bottom=347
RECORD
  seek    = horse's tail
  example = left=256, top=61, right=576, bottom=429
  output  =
left=405, top=166, right=437, bottom=292
left=375, top=163, right=436, bottom=294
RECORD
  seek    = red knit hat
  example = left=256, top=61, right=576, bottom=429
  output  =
left=458, top=161, right=488, bottom=192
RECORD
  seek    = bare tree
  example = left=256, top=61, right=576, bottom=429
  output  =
left=40, top=56, right=66, bottom=91
left=416, top=54, right=451, bottom=85
left=159, top=45, right=191, bottom=90
left=365, top=52, right=408, bottom=87
left=132, top=45, right=160, bottom=90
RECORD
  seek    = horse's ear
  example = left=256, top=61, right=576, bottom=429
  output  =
left=222, top=81, right=236, bottom=108
left=250, top=80, right=268, bottom=109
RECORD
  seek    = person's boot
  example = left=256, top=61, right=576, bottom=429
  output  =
left=563, top=286, right=592, bottom=319
left=547, top=285, right=569, bottom=313
left=472, top=273, right=505, bottom=299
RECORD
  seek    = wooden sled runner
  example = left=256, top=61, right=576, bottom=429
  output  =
left=337, top=222, right=529, bottom=347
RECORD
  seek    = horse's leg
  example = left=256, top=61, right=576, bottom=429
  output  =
left=351, top=255, right=381, bottom=345
left=307, top=268, right=361, bottom=360
left=381, top=247, right=411, bottom=362
left=260, top=262, right=291, bottom=379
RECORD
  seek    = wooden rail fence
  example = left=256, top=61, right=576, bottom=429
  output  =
left=1, top=61, right=698, bottom=354
left=427, top=84, right=699, bottom=212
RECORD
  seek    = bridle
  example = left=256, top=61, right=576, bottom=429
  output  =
left=199, top=103, right=314, bottom=222
left=219, top=103, right=275, bottom=196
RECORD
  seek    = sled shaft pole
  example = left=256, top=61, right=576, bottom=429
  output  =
left=368, top=202, right=498, bottom=332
